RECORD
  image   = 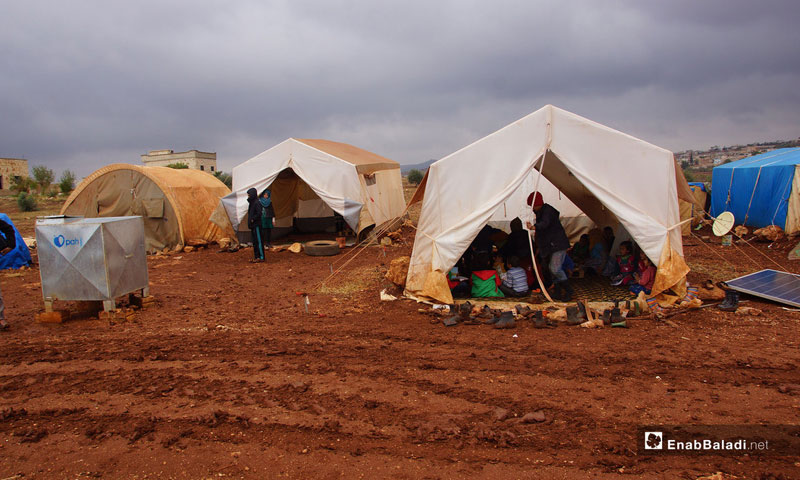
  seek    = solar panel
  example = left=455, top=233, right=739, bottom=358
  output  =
left=725, top=269, right=800, bottom=307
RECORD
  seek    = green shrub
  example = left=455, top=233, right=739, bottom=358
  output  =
left=59, top=170, right=76, bottom=194
left=166, top=162, right=189, bottom=169
left=17, top=192, right=38, bottom=212
left=11, top=175, right=36, bottom=194
left=213, top=171, right=233, bottom=189
left=32, top=165, right=55, bottom=193
left=407, top=169, right=424, bottom=185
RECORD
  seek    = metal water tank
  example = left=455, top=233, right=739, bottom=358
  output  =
left=35, top=216, right=149, bottom=311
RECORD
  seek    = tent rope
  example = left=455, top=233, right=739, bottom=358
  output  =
left=695, top=208, right=790, bottom=273
left=770, top=173, right=795, bottom=226
left=689, top=230, right=745, bottom=274
left=742, top=166, right=765, bottom=226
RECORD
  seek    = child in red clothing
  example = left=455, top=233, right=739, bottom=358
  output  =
left=630, top=255, right=656, bottom=295
left=610, top=241, right=635, bottom=286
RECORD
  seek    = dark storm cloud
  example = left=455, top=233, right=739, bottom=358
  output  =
left=1, top=0, right=799, bottom=177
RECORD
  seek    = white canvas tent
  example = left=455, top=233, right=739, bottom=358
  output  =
left=215, top=138, right=406, bottom=238
left=405, top=105, right=691, bottom=304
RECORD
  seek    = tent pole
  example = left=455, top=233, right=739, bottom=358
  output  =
left=527, top=108, right=554, bottom=302
left=526, top=220, right=553, bottom=302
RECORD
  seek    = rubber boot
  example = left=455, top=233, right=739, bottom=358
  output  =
left=515, top=304, right=533, bottom=316
left=559, top=281, right=574, bottom=302
left=532, top=310, right=547, bottom=328
left=549, top=283, right=562, bottom=302
left=459, top=301, right=473, bottom=320
left=477, top=305, right=494, bottom=320
left=576, top=300, right=588, bottom=320
left=566, top=306, right=583, bottom=325
left=718, top=289, right=740, bottom=312
left=493, top=311, right=515, bottom=329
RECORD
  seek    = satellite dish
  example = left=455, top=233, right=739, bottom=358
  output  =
left=713, top=211, right=735, bottom=236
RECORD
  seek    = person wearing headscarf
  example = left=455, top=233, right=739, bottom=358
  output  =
left=246, top=188, right=265, bottom=263
left=259, top=188, right=275, bottom=249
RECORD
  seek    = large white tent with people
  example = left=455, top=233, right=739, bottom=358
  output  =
left=405, top=105, right=695, bottom=305
left=214, top=138, right=406, bottom=241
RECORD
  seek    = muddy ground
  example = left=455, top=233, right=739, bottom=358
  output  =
left=1, top=213, right=799, bottom=479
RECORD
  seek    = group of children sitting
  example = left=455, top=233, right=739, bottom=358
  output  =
left=447, top=222, right=657, bottom=299
left=570, top=230, right=656, bottom=295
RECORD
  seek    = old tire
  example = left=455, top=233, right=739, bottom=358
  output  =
left=304, top=240, right=341, bottom=256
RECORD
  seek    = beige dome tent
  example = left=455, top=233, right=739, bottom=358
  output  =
left=62, top=164, right=234, bottom=252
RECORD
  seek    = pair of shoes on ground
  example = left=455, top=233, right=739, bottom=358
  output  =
left=513, top=305, right=553, bottom=328
left=601, top=308, right=623, bottom=326
left=444, top=301, right=479, bottom=326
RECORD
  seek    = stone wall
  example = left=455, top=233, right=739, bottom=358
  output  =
left=141, top=150, right=217, bottom=173
left=0, top=158, right=29, bottom=190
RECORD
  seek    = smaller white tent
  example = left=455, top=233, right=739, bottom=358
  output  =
left=215, top=138, right=406, bottom=237
left=406, top=105, right=691, bottom=304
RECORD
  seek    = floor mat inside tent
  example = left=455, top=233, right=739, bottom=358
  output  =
left=570, top=276, right=633, bottom=301
left=468, top=275, right=632, bottom=303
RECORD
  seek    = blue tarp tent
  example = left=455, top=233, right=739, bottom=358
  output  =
left=688, top=182, right=707, bottom=192
left=711, top=148, right=800, bottom=234
left=0, top=213, right=32, bottom=270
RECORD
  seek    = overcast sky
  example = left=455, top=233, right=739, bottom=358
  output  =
left=2, top=0, right=799, bottom=177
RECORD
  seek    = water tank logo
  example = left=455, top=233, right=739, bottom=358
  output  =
left=53, top=235, right=82, bottom=248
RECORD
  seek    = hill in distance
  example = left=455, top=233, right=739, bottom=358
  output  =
left=400, top=159, right=435, bottom=175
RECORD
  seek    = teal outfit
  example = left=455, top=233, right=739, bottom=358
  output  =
left=259, top=189, right=274, bottom=246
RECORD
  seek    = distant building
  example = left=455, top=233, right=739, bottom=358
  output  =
left=141, top=149, right=217, bottom=173
left=0, top=157, right=29, bottom=190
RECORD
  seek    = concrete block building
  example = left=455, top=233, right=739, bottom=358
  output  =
left=141, top=149, right=217, bottom=173
left=0, top=158, right=29, bottom=190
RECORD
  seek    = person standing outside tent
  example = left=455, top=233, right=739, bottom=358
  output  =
left=526, top=191, right=573, bottom=301
left=246, top=188, right=265, bottom=263
left=0, top=218, right=16, bottom=330
left=259, top=188, right=275, bottom=249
